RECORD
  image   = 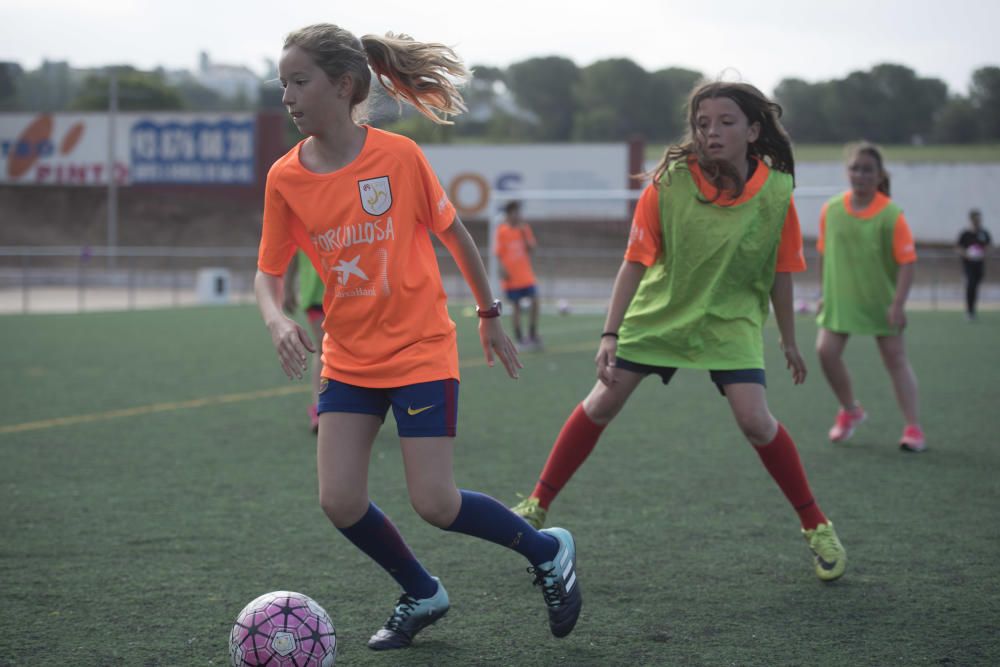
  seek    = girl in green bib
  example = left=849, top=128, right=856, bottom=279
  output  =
left=513, top=81, right=847, bottom=583
left=815, top=142, right=924, bottom=452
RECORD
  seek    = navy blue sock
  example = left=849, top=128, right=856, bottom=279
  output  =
left=444, top=490, right=559, bottom=566
left=337, top=502, right=438, bottom=599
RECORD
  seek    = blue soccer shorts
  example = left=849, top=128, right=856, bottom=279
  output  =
left=317, top=377, right=459, bottom=437
left=505, top=285, right=537, bottom=302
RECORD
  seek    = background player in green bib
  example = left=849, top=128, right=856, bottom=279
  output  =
left=513, top=81, right=847, bottom=582
left=815, top=142, right=925, bottom=452
left=283, top=250, right=326, bottom=432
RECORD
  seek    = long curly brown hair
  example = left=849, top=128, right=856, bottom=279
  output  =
left=648, top=81, right=795, bottom=202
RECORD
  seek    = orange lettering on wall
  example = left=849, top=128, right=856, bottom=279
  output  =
left=448, top=172, right=489, bottom=217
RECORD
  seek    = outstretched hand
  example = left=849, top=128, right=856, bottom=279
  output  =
left=268, top=316, right=316, bottom=380
left=478, top=317, right=522, bottom=379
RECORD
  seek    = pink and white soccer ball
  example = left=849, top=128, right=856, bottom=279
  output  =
left=229, top=591, right=336, bottom=666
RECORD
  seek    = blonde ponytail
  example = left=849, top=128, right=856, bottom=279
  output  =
left=361, top=33, right=468, bottom=125
left=284, top=24, right=468, bottom=125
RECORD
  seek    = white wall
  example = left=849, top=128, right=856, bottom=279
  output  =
left=794, top=162, right=1000, bottom=244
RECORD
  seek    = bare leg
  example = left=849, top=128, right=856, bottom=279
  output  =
left=581, top=366, right=647, bottom=423
left=722, top=382, right=778, bottom=445
left=399, top=436, right=461, bottom=528
left=816, top=328, right=858, bottom=408
left=724, top=383, right=832, bottom=534
left=876, top=334, right=920, bottom=425
left=316, top=412, right=381, bottom=527
left=322, top=413, right=442, bottom=611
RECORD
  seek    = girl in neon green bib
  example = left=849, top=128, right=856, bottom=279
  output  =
left=815, top=142, right=925, bottom=452
left=513, top=81, right=847, bottom=583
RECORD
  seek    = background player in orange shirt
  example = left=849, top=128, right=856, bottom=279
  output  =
left=494, top=201, right=542, bottom=349
left=815, top=142, right=924, bottom=451
left=254, top=23, right=582, bottom=651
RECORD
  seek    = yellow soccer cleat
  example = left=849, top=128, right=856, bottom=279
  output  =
left=803, top=521, right=847, bottom=582
left=511, top=496, right=547, bottom=530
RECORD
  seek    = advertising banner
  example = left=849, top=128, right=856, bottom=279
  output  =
left=0, top=112, right=256, bottom=186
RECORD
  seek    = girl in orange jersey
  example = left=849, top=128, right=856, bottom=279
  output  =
left=254, top=24, right=581, bottom=651
left=815, top=142, right=925, bottom=451
left=513, top=81, right=847, bottom=584
left=495, top=200, right=542, bottom=349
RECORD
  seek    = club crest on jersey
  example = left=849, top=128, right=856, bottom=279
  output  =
left=358, top=176, right=392, bottom=216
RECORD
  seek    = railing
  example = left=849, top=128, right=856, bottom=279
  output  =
left=0, top=245, right=994, bottom=315
left=0, top=246, right=259, bottom=314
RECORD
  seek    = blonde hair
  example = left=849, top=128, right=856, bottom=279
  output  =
left=284, top=23, right=468, bottom=125
left=845, top=141, right=890, bottom=195
left=648, top=81, right=794, bottom=202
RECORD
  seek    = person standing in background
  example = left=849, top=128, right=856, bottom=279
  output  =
left=815, top=142, right=924, bottom=452
left=495, top=201, right=542, bottom=350
left=956, top=208, right=992, bottom=321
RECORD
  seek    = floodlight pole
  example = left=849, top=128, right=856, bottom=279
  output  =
left=107, top=72, right=118, bottom=270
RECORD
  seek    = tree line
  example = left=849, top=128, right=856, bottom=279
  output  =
left=2, top=58, right=998, bottom=145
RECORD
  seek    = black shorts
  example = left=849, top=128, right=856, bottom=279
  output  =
left=614, top=356, right=766, bottom=396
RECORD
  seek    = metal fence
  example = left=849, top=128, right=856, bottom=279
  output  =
left=0, top=244, right=994, bottom=315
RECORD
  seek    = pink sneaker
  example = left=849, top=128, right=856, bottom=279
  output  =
left=899, top=425, right=926, bottom=452
left=828, top=405, right=866, bottom=442
left=308, top=404, right=319, bottom=434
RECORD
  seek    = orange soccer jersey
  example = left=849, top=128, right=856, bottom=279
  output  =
left=258, top=127, right=458, bottom=388
left=494, top=222, right=537, bottom=290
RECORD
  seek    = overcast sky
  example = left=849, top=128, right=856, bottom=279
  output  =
left=2, top=0, right=997, bottom=96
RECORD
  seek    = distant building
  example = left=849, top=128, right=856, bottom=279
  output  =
left=195, top=51, right=260, bottom=104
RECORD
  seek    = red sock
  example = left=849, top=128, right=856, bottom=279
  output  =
left=532, top=403, right=606, bottom=509
left=753, top=423, right=828, bottom=530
